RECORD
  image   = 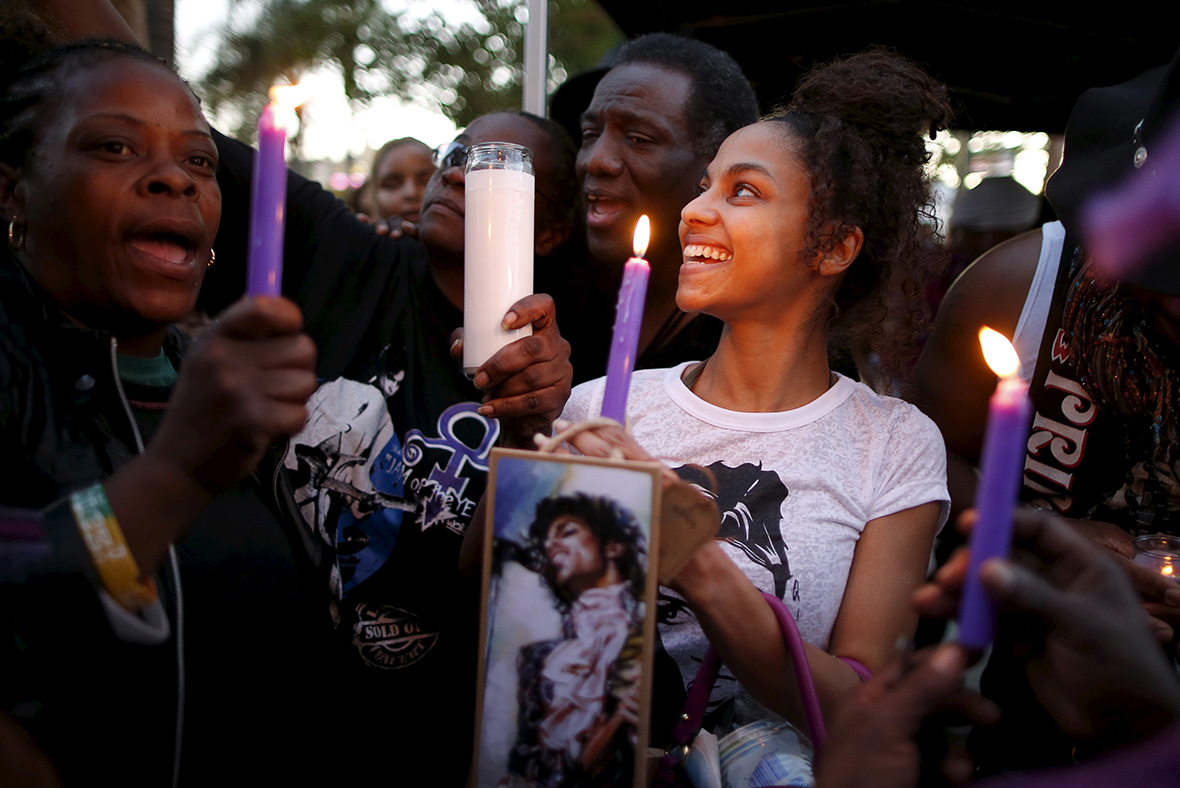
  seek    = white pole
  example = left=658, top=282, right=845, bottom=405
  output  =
left=523, top=0, right=547, bottom=115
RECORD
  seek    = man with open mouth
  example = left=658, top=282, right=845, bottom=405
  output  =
left=573, top=33, right=759, bottom=373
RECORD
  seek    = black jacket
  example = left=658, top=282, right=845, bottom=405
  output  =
left=0, top=253, right=326, bottom=785
left=0, top=252, right=185, bottom=785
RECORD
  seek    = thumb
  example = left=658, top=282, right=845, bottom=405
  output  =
left=878, top=644, right=967, bottom=732
left=214, top=296, right=304, bottom=340
left=980, top=557, right=1073, bottom=628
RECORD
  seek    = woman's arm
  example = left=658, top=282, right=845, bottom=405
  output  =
left=555, top=421, right=942, bottom=731
left=1, top=298, right=314, bottom=585
left=824, top=502, right=943, bottom=686
left=670, top=501, right=940, bottom=732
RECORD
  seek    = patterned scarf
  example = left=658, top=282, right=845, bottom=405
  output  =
left=1060, top=261, right=1180, bottom=528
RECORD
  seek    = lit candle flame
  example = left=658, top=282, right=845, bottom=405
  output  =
left=269, top=83, right=309, bottom=110
left=633, top=215, right=650, bottom=258
left=267, top=84, right=308, bottom=132
left=1163, top=564, right=1175, bottom=577
left=979, top=326, right=1020, bottom=378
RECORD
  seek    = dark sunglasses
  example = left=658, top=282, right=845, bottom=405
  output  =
left=432, top=141, right=468, bottom=170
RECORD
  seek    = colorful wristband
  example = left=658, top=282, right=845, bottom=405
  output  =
left=69, top=484, right=157, bottom=611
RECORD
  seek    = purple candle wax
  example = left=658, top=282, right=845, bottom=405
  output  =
left=601, top=216, right=651, bottom=424
left=959, top=331, right=1033, bottom=651
left=601, top=256, right=650, bottom=423
left=247, top=98, right=289, bottom=296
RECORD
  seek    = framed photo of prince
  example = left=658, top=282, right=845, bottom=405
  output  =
left=474, top=449, right=662, bottom=788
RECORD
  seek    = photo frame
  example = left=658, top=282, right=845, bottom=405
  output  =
left=473, top=448, right=663, bottom=788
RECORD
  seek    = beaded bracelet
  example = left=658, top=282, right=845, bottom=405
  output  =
left=68, top=484, right=158, bottom=611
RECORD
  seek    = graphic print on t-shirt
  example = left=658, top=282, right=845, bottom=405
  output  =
left=403, top=402, right=499, bottom=535
left=674, top=461, right=793, bottom=598
left=285, top=378, right=413, bottom=596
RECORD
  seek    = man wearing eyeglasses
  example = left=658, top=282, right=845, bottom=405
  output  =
left=273, top=110, right=579, bottom=784
left=191, top=110, right=579, bottom=783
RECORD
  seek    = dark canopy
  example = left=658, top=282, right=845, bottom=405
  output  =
left=594, top=0, right=1178, bottom=132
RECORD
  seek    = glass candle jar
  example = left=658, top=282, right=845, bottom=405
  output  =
left=1133, top=533, right=1180, bottom=581
left=462, top=142, right=535, bottom=376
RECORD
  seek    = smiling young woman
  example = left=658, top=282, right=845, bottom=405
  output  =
left=561, top=50, right=953, bottom=750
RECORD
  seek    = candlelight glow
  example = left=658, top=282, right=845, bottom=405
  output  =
left=979, top=326, right=1020, bottom=378
left=633, top=215, right=650, bottom=258
left=1163, top=564, right=1175, bottom=577
left=269, top=83, right=309, bottom=110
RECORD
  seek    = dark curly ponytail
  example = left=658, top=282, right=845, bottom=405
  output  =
left=768, top=49, right=951, bottom=376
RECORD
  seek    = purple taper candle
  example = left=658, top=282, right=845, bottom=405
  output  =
left=959, top=327, right=1033, bottom=652
left=601, top=216, right=651, bottom=424
left=247, top=86, right=298, bottom=296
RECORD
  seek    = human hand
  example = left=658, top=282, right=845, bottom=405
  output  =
left=817, top=643, right=997, bottom=788
left=543, top=417, right=714, bottom=583
left=355, top=213, right=418, bottom=238
left=549, top=417, right=661, bottom=465
left=914, top=509, right=1180, bottom=749
left=145, top=296, right=317, bottom=496
left=1064, top=517, right=1180, bottom=641
left=451, top=294, right=571, bottom=448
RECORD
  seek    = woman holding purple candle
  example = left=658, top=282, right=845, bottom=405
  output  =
left=0, top=26, right=322, bottom=783
left=561, top=51, right=951, bottom=745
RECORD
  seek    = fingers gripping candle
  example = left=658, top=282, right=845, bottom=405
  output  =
left=463, top=142, right=535, bottom=376
left=600, top=216, right=651, bottom=424
left=959, top=327, right=1033, bottom=652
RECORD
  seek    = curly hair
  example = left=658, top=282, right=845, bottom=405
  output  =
left=613, top=33, right=758, bottom=159
left=0, top=16, right=185, bottom=168
left=766, top=49, right=951, bottom=375
left=526, top=493, right=647, bottom=611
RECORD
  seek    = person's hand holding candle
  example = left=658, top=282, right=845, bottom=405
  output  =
left=915, top=508, right=1180, bottom=752
left=449, top=293, right=571, bottom=450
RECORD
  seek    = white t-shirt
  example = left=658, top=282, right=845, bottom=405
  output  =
left=562, top=364, right=949, bottom=709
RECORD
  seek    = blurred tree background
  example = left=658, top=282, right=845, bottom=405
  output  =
left=182, top=0, right=621, bottom=144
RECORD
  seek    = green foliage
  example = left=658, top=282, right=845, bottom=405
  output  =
left=200, top=0, right=621, bottom=144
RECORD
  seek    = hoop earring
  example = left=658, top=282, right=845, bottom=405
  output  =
left=7, top=217, right=25, bottom=251
left=207, top=249, right=216, bottom=268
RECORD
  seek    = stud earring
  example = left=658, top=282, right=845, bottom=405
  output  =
left=207, top=249, right=216, bottom=268
left=7, top=217, right=25, bottom=251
